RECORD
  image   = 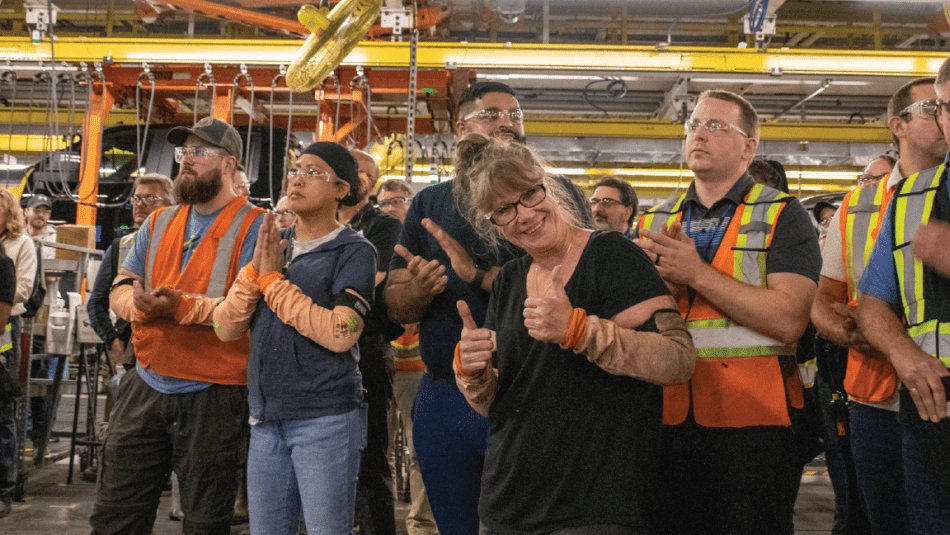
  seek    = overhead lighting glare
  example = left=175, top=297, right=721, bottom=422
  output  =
left=478, top=73, right=639, bottom=82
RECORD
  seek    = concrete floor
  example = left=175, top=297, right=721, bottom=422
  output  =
left=0, top=389, right=837, bottom=534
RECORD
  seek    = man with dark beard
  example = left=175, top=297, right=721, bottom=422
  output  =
left=90, top=117, right=265, bottom=535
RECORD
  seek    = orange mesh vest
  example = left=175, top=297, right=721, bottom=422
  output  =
left=132, top=197, right=263, bottom=384
left=838, top=177, right=898, bottom=403
left=640, top=184, right=802, bottom=428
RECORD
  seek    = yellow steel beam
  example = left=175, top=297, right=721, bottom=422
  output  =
left=0, top=108, right=138, bottom=127
left=381, top=164, right=861, bottom=198
left=0, top=134, right=71, bottom=152
left=526, top=119, right=892, bottom=143
left=0, top=37, right=944, bottom=77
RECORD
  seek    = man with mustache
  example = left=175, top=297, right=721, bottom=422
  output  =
left=589, top=176, right=638, bottom=238
left=90, top=117, right=264, bottom=534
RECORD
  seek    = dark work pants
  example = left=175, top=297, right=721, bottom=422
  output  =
left=657, top=422, right=796, bottom=535
left=355, top=337, right=396, bottom=535
left=89, top=368, right=248, bottom=535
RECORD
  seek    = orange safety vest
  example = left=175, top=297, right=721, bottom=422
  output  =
left=391, top=330, right=423, bottom=372
left=838, top=176, right=899, bottom=403
left=133, top=197, right=263, bottom=384
left=640, top=183, right=802, bottom=428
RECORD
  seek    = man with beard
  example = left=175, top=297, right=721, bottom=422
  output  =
left=385, top=81, right=588, bottom=535
left=589, top=176, right=638, bottom=238
left=90, top=117, right=264, bottom=535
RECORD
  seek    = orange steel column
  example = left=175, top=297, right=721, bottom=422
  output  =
left=212, top=86, right=232, bottom=123
left=76, top=82, right=114, bottom=226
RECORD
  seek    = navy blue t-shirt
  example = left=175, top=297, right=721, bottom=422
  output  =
left=390, top=181, right=522, bottom=377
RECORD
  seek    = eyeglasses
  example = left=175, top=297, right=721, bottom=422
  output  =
left=287, top=168, right=337, bottom=182
left=131, top=195, right=167, bottom=206
left=899, top=99, right=939, bottom=118
left=487, top=183, right=547, bottom=226
left=377, top=197, right=408, bottom=208
left=274, top=210, right=295, bottom=217
left=857, top=172, right=888, bottom=186
left=173, top=146, right=223, bottom=163
left=937, top=99, right=950, bottom=116
left=684, top=119, right=750, bottom=138
left=589, top=197, right=624, bottom=208
left=462, top=108, right=525, bottom=123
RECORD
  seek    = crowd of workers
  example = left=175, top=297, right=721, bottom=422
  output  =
left=0, top=55, right=949, bottom=535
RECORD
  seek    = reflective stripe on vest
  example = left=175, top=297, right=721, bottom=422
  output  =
left=145, top=202, right=254, bottom=298
left=644, top=183, right=800, bottom=428
left=689, top=318, right=796, bottom=358
left=799, top=357, right=817, bottom=389
left=838, top=177, right=900, bottom=403
left=0, top=323, right=11, bottom=353
left=907, top=321, right=950, bottom=366
left=893, top=164, right=944, bottom=329
left=643, top=185, right=795, bottom=358
left=891, top=164, right=950, bottom=366
left=843, top=177, right=892, bottom=301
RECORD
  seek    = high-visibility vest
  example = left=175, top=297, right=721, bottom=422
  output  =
left=838, top=177, right=899, bottom=402
left=391, top=330, right=423, bottom=372
left=891, top=164, right=950, bottom=366
left=641, top=183, right=802, bottom=428
left=0, top=322, right=11, bottom=353
left=133, top=197, right=263, bottom=384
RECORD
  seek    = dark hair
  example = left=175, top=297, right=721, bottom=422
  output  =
left=454, top=134, right=585, bottom=248
left=593, top=176, right=638, bottom=225
left=698, top=89, right=759, bottom=139
left=378, top=179, right=413, bottom=198
left=889, top=77, right=937, bottom=149
left=747, top=158, right=789, bottom=193
left=457, top=81, right=517, bottom=118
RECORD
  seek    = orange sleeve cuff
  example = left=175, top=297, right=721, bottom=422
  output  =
left=258, top=271, right=285, bottom=292
left=454, top=342, right=479, bottom=378
left=173, top=293, right=195, bottom=323
left=244, top=262, right=260, bottom=282
left=560, top=308, right=588, bottom=351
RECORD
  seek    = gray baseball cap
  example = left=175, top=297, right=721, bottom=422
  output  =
left=167, top=117, right=243, bottom=162
left=27, top=194, right=51, bottom=209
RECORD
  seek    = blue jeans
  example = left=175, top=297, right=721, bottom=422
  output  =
left=849, top=403, right=909, bottom=535
left=900, top=391, right=950, bottom=535
left=247, top=407, right=366, bottom=535
left=412, top=373, right=489, bottom=535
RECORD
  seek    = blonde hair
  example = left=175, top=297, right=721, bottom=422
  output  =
left=0, top=189, right=25, bottom=239
left=454, top=135, right=584, bottom=249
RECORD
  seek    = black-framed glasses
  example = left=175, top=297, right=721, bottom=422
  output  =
left=900, top=99, right=939, bottom=118
left=173, top=146, right=223, bottom=163
left=589, top=197, right=624, bottom=208
left=684, top=119, right=749, bottom=138
left=131, top=195, right=167, bottom=206
left=462, top=107, right=525, bottom=123
left=377, top=197, right=408, bottom=208
left=487, top=183, right=547, bottom=226
left=936, top=99, right=950, bottom=116
left=857, top=173, right=888, bottom=186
